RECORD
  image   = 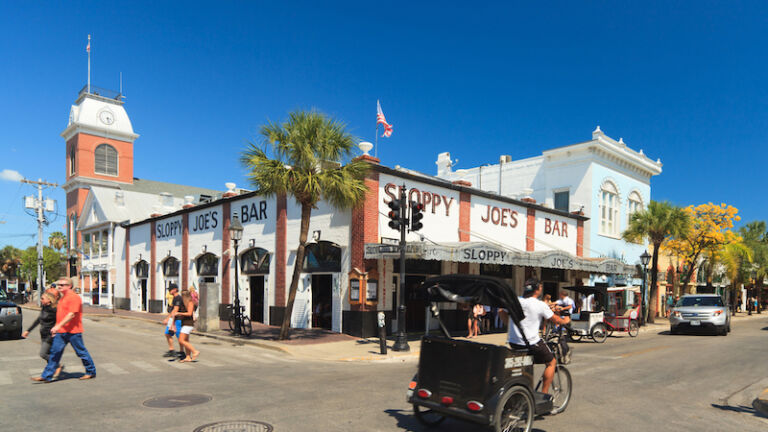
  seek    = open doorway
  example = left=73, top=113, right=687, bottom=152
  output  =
left=311, top=274, right=332, bottom=330
left=139, top=279, right=148, bottom=311
left=249, top=276, right=265, bottom=323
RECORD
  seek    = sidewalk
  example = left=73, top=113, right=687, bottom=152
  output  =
left=754, top=388, right=768, bottom=417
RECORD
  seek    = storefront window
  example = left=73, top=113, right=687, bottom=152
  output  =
left=162, top=257, right=180, bottom=277
left=240, top=248, right=271, bottom=275
left=303, top=241, right=341, bottom=273
left=197, top=253, right=219, bottom=276
left=135, top=260, right=149, bottom=278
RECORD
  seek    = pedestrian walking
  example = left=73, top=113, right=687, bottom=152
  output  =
left=23, top=289, right=65, bottom=378
left=162, top=285, right=184, bottom=359
left=31, top=277, right=96, bottom=383
left=467, top=303, right=484, bottom=338
left=175, top=289, right=199, bottom=363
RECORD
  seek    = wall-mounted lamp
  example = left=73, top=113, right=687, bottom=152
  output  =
left=202, top=245, right=207, bottom=253
left=138, top=253, right=142, bottom=261
left=167, top=250, right=172, bottom=257
left=249, top=239, right=255, bottom=248
left=312, top=230, right=321, bottom=242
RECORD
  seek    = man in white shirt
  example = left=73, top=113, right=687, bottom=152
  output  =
left=556, top=291, right=575, bottom=314
left=508, top=279, right=571, bottom=394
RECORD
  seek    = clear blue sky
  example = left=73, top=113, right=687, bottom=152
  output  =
left=1, top=1, right=765, bottom=249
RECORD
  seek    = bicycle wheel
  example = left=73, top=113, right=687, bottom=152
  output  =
left=228, top=313, right=236, bottom=332
left=568, top=331, right=582, bottom=342
left=549, top=366, right=572, bottom=414
left=591, top=323, right=608, bottom=343
left=628, top=321, right=639, bottom=337
left=241, top=316, right=252, bottom=336
left=494, top=385, right=534, bottom=432
left=413, top=404, right=446, bottom=427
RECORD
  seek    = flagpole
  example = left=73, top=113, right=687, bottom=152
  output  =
left=87, top=34, right=91, bottom=94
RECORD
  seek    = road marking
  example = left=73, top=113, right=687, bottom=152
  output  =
left=619, top=345, right=672, bottom=358
left=164, top=360, right=193, bottom=370
left=101, top=363, right=129, bottom=375
left=0, top=371, right=12, bottom=385
left=130, top=361, right=160, bottom=372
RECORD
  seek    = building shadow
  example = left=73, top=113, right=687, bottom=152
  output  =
left=383, top=408, right=547, bottom=432
left=711, top=403, right=768, bottom=419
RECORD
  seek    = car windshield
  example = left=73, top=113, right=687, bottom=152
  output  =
left=677, top=296, right=724, bottom=307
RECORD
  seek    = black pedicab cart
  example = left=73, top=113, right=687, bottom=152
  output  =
left=406, top=275, right=571, bottom=432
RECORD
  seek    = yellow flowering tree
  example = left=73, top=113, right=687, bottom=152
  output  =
left=663, top=203, right=741, bottom=288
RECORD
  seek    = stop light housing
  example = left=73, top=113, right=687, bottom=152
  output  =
left=411, top=201, right=424, bottom=232
left=388, top=199, right=401, bottom=231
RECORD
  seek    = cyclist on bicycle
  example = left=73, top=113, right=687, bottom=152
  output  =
left=507, top=278, right=570, bottom=394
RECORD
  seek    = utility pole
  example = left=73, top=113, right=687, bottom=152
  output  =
left=22, top=178, right=58, bottom=304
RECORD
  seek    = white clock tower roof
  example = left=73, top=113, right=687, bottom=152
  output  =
left=61, top=86, right=139, bottom=142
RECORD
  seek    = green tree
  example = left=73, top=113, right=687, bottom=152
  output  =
left=0, top=245, right=23, bottom=279
left=19, top=246, right=66, bottom=287
left=738, top=221, right=768, bottom=311
left=48, top=231, right=66, bottom=251
left=622, top=201, right=690, bottom=323
left=718, top=241, right=753, bottom=313
left=241, top=110, right=369, bottom=339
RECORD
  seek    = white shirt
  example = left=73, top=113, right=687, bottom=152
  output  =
left=557, top=296, right=575, bottom=312
left=508, top=296, right=554, bottom=345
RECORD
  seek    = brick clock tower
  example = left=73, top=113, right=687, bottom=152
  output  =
left=61, top=87, right=139, bottom=254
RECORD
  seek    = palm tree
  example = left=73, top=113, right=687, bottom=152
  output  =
left=48, top=231, right=66, bottom=251
left=241, top=110, right=369, bottom=340
left=719, top=241, right=752, bottom=313
left=623, top=201, right=690, bottom=323
left=739, top=221, right=768, bottom=312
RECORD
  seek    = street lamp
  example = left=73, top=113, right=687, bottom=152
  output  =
left=229, top=215, right=244, bottom=335
left=640, top=250, right=651, bottom=326
left=68, top=250, right=78, bottom=277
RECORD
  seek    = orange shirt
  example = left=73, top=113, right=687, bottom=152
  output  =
left=56, top=290, right=84, bottom=334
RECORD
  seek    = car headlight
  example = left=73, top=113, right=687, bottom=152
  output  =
left=712, top=310, right=723, bottom=317
left=672, top=311, right=681, bottom=317
left=0, top=307, right=19, bottom=316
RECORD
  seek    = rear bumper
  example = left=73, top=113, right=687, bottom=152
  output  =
left=410, top=398, right=491, bottom=425
left=0, top=314, right=23, bottom=333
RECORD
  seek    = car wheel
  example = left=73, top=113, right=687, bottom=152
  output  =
left=670, top=326, right=678, bottom=335
left=13, top=329, right=23, bottom=340
left=727, top=322, right=731, bottom=333
left=718, top=326, right=728, bottom=336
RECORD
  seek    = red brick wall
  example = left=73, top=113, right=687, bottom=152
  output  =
left=526, top=208, right=536, bottom=251
left=351, top=171, right=380, bottom=271
left=66, top=132, right=134, bottom=184
left=459, top=191, right=471, bottom=241
left=576, top=220, right=584, bottom=257
left=181, top=213, right=189, bottom=290
left=275, top=194, right=287, bottom=307
left=221, top=202, right=231, bottom=304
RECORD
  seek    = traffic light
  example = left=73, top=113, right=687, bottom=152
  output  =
left=410, top=200, right=424, bottom=232
left=388, top=199, right=401, bottom=231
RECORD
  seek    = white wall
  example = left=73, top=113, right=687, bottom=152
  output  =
left=127, top=223, right=151, bottom=310
left=154, top=215, right=183, bottom=307
left=187, top=205, right=224, bottom=302
left=469, top=195, right=527, bottom=249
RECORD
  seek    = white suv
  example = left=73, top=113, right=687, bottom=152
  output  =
left=669, top=294, right=730, bottom=336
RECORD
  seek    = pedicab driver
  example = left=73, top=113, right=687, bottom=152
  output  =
left=507, top=278, right=570, bottom=394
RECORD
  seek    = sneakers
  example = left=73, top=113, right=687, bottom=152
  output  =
left=177, top=351, right=187, bottom=360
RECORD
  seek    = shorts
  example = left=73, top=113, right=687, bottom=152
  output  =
left=180, top=325, right=194, bottom=335
left=509, top=340, right=554, bottom=365
left=165, top=319, right=182, bottom=338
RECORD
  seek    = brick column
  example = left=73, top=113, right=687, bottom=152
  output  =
left=351, top=159, right=380, bottom=271
left=576, top=220, right=584, bottom=257
left=181, top=213, right=189, bottom=290
left=526, top=208, right=536, bottom=251
left=221, top=202, right=231, bottom=305
left=124, top=228, right=130, bottom=298
left=275, top=194, right=287, bottom=307
left=150, top=221, right=157, bottom=300
left=453, top=180, right=472, bottom=242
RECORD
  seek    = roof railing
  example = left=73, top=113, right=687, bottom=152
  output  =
left=78, top=84, right=123, bottom=101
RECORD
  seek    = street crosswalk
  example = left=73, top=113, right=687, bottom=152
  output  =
left=0, top=349, right=301, bottom=386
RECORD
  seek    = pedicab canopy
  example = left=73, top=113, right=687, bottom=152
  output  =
left=420, top=274, right=525, bottom=327
left=561, top=285, right=608, bottom=299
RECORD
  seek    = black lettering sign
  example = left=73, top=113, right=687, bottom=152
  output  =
left=156, top=220, right=182, bottom=239
left=192, top=210, right=220, bottom=232
left=240, top=200, right=270, bottom=224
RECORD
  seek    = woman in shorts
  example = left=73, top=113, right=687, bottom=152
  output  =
left=175, top=289, right=200, bottom=362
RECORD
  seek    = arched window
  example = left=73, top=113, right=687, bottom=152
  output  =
left=303, top=241, right=341, bottom=273
left=162, top=257, right=180, bottom=277
left=94, top=144, right=118, bottom=176
left=135, top=260, right=149, bottom=278
left=627, top=191, right=643, bottom=224
left=240, top=248, right=271, bottom=275
left=600, top=181, right=619, bottom=236
left=196, top=253, right=219, bottom=276
left=69, top=144, right=76, bottom=175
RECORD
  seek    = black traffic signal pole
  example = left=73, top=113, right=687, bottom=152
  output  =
left=392, top=184, right=410, bottom=352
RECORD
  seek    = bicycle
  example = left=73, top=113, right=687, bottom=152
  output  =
left=227, top=304, right=252, bottom=337
left=535, top=323, right=573, bottom=414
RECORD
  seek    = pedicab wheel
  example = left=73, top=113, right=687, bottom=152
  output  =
left=549, top=366, right=572, bottom=414
left=628, top=321, right=639, bottom=337
left=568, top=332, right=582, bottom=342
left=606, top=326, right=614, bottom=338
left=494, top=386, right=534, bottom=432
left=590, top=323, right=608, bottom=343
left=413, top=404, right=446, bottom=427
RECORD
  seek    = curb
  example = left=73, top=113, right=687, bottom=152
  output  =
left=753, top=389, right=768, bottom=417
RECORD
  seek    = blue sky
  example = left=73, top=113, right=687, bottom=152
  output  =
left=1, top=1, right=766, bottom=249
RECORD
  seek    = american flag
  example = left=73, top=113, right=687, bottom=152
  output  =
left=86, top=36, right=90, bottom=53
left=377, top=100, right=393, bottom=138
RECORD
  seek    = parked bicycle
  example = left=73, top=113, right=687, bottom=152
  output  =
left=227, top=304, right=252, bottom=336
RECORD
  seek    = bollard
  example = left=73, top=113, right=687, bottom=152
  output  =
left=378, top=311, right=387, bottom=355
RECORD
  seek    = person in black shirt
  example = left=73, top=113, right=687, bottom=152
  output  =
left=23, top=290, right=64, bottom=378
left=162, top=285, right=185, bottom=359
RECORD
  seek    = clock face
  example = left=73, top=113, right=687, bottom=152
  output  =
left=99, top=110, right=115, bottom=125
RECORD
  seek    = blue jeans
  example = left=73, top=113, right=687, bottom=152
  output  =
left=42, top=333, right=96, bottom=380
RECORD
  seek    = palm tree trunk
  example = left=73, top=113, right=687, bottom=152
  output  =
left=647, top=243, right=661, bottom=324
left=279, top=203, right=312, bottom=340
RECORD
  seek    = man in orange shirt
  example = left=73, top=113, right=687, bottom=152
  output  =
left=32, top=277, right=96, bottom=383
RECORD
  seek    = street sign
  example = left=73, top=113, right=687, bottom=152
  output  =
left=378, top=245, right=400, bottom=254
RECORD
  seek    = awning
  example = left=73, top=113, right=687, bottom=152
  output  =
left=364, top=241, right=634, bottom=275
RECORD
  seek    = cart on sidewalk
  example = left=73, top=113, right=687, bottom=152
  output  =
left=406, top=275, right=571, bottom=432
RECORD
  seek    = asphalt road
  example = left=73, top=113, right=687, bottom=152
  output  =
left=1, top=312, right=767, bottom=431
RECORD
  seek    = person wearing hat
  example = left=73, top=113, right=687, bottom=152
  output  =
left=31, top=277, right=96, bottom=383
left=162, top=284, right=184, bottom=359
left=507, top=278, right=570, bottom=395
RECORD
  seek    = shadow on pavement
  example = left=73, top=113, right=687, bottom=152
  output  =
left=711, top=403, right=768, bottom=419
left=383, top=408, right=547, bottom=432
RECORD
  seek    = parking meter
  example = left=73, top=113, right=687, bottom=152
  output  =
left=378, top=311, right=387, bottom=355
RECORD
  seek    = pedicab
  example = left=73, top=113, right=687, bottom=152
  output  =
left=561, top=285, right=609, bottom=343
left=406, top=275, right=571, bottom=432
left=603, top=286, right=640, bottom=337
